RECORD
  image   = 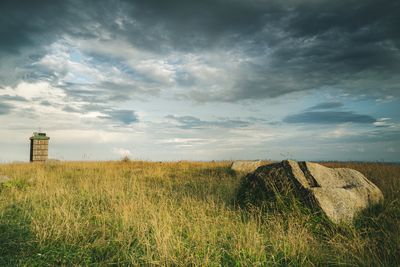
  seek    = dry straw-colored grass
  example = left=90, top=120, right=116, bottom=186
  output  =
left=0, top=160, right=399, bottom=266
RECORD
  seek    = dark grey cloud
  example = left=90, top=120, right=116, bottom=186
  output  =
left=40, top=100, right=52, bottom=106
left=0, top=103, right=14, bottom=115
left=57, top=83, right=100, bottom=102
left=0, top=0, right=72, bottom=85
left=307, top=102, right=344, bottom=111
left=351, top=129, right=400, bottom=143
left=102, top=110, right=138, bottom=125
left=375, top=124, right=392, bottom=128
left=321, top=128, right=400, bottom=145
left=166, top=115, right=250, bottom=129
left=62, top=105, right=80, bottom=113
left=123, top=0, right=400, bottom=52
left=62, top=103, right=138, bottom=125
left=1, top=0, right=399, bottom=102
left=121, top=0, right=271, bottom=52
left=0, top=0, right=66, bottom=53
left=0, top=95, right=27, bottom=102
left=283, top=111, right=376, bottom=124
left=124, top=0, right=400, bottom=101
left=97, top=81, right=160, bottom=99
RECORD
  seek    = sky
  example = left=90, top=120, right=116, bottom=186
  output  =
left=0, top=0, right=399, bottom=162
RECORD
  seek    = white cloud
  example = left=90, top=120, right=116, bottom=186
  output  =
left=112, top=147, right=132, bottom=157
left=374, top=118, right=395, bottom=128
left=134, top=59, right=176, bottom=84
left=6, top=81, right=66, bottom=101
left=387, top=147, right=395, bottom=153
left=319, top=127, right=357, bottom=139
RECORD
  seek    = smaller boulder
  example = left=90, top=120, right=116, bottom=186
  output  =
left=0, top=175, right=11, bottom=184
left=231, top=160, right=271, bottom=173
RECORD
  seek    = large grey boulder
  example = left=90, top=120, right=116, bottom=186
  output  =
left=231, top=160, right=270, bottom=173
left=239, top=160, right=383, bottom=223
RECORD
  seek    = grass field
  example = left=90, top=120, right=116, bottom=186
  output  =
left=0, top=160, right=399, bottom=266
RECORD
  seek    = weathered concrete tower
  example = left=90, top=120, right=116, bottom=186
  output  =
left=29, top=132, right=50, bottom=162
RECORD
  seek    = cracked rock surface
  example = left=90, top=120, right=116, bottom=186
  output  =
left=239, top=160, right=384, bottom=223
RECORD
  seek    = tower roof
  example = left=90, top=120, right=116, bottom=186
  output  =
left=30, top=132, right=50, bottom=140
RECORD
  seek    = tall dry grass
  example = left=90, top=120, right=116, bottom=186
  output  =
left=0, top=160, right=398, bottom=266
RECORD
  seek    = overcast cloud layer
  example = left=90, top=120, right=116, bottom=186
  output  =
left=0, top=0, right=399, bottom=162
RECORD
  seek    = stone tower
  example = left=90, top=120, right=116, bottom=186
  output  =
left=29, top=132, right=50, bottom=162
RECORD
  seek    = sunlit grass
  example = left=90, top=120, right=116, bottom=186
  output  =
left=0, top=160, right=399, bottom=266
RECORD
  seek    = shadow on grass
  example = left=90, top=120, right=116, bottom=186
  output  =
left=0, top=204, right=39, bottom=266
left=0, top=203, right=142, bottom=266
left=0, top=204, right=89, bottom=266
left=354, top=202, right=400, bottom=266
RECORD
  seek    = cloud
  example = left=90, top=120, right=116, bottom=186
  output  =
left=0, top=0, right=399, bottom=103
left=306, top=102, right=344, bottom=111
left=387, top=147, right=395, bottom=153
left=165, top=115, right=250, bottom=129
left=40, top=100, right=52, bottom=106
left=112, top=147, right=132, bottom=157
left=122, top=0, right=400, bottom=102
left=158, top=138, right=214, bottom=148
left=0, top=103, right=13, bottom=115
left=0, top=0, right=399, bottom=162
left=283, top=111, right=376, bottom=124
left=0, top=95, right=27, bottom=102
left=332, top=128, right=400, bottom=144
left=62, top=105, right=80, bottom=113
left=373, top=118, right=395, bottom=128
left=63, top=103, right=140, bottom=125
left=102, top=110, right=138, bottom=125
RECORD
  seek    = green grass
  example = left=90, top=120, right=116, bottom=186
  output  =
left=0, top=161, right=399, bottom=266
